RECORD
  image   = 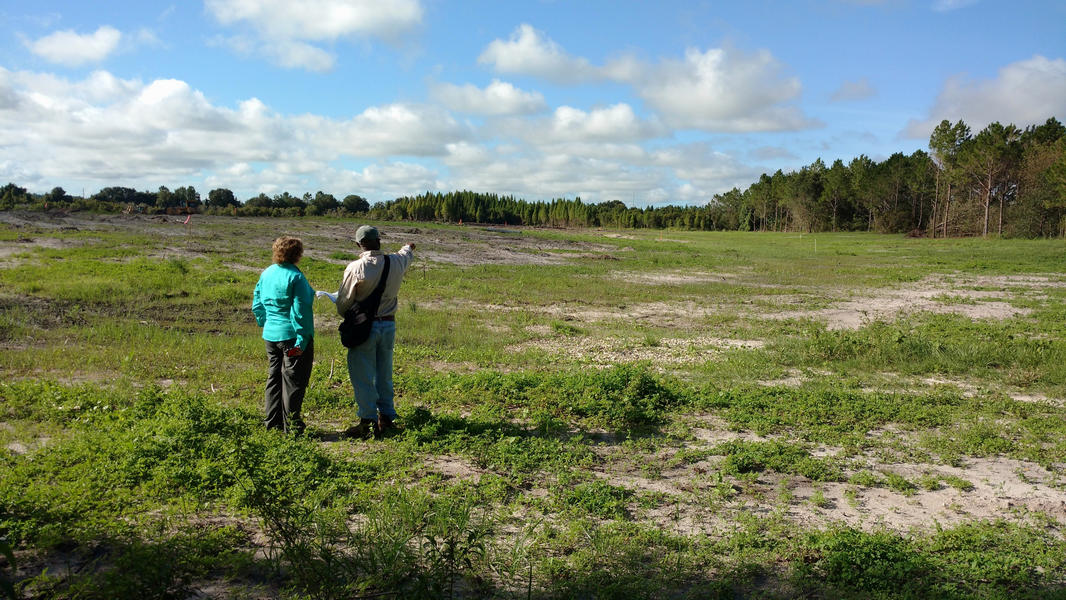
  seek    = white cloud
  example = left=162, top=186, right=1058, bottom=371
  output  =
left=478, top=24, right=598, bottom=84
left=270, top=40, right=336, bottom=72
left=205, top=0, right=422, bottom=39
left=443, top=142, right=493, bottom=167
left=0, top=67, right=466, bottom=198
left=830, top=78, right=876, bottom=102
left=445, top=152, right=666, bottom=202
left=649, top=143, right=762, bottom=190
left=545, top=104, right=665, bottom=142
left=495, top=104, right=666, bottom=145
left=932, top=0, right=979, bottom=12
left=435, top=134, right=756, bottom=205
left=313, top=103, right=471, bottom=157
left=209, top=34, right=336, bottom=72
left=612, top=47, right=818, bottom=132
left=431, top=79, right=546, bottom=115
left=205, top=0, right=422, bottom=71
left=903, top=55, right=1066, bottom=138
left=478, top=26, right=817, bottom=132
left=26, top=26, right=122, bottom=67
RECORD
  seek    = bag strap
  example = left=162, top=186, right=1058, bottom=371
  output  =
left=364, top=255, right=391, bottom=317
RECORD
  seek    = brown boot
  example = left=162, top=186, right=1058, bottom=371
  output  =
left=345, top=418, right=378, bottom=440
left=377, top=414, right=400, bottom=433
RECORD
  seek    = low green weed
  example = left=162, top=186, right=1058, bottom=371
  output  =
left=713, top=440, right=843, bottom=481
left=806, top=527, right=928, bottom=594
left=556, top=480, right=632, bottom=520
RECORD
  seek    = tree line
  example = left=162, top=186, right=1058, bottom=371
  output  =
left=0, top=184, right=371, bottom=217
left=2, top=116, right=1064, bottom=237
left=369, top=117, right=1066, bottom=237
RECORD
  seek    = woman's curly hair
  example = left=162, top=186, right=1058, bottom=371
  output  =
left=272, top=236, right=304, bottom=264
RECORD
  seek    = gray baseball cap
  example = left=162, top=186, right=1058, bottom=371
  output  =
left=355, top=225, right=380, bottom=243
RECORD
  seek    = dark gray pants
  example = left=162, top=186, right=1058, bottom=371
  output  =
left=264, top=337, right=313, bottom=433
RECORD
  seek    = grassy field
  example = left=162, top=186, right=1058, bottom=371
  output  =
left=1, top=211, right=1065, bottom=599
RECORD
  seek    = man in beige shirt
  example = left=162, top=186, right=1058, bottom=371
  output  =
left=337, top=225, right=415, bottom=438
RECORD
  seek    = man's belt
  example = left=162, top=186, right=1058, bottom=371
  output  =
left=375, top=315, right=395, bottom=321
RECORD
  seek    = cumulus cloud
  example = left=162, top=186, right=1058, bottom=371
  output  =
left=649, top=143, right=762, bottom=191
left=478, top=24, right=598, bottom=84
left=205, top=0, right=422, bottom=39
left=205, top=0, right=422, bottom=70
left=266, top=39, right=336, bottom=72
left=612, top=47, right=819, bottom=132
left=444, top=151, right=666, bottom=202
left=435, top=133, right=756, bottom=205
left=830, top=78, right=876, bottom=102
left=489, top=103, right=666, bottom=148
left=26, top=26, right=122, bottom=66
left=903, top=55, right=1066, bottom=138
left=0, top=67, right=466, bottom=197
left=932, top=0, right=979, bottom=12
left=532, top=104, right=666, bottom=143
left=478, top=25, right=817, bottom=132
left=313, top=103, right=472, bottom=157
left=431, top=79, right=546, bottom=115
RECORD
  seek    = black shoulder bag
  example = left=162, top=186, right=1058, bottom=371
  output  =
left=339, top=256, right=390, bottom=348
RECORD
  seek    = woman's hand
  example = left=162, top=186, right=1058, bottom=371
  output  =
left=286, top=346, right=304, bottom=357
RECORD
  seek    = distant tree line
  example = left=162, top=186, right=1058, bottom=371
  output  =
left=2, top=116, right=1063, bottom=237
left=0, top=184, right=372, bottom=217
left=369, top=117, right=1066, bottom=237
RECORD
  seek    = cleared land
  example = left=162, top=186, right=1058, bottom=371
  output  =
left=1, top=211, right=1065, bottom=599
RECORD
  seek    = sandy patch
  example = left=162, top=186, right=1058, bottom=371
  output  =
left=423, top=299, right=731, bottom=328
left=945, top=273, right=1066, bottom=289
left=5, top=442, right=28, bottom=455
left=544, top=301, right=727, bottom=325
left=607, top=270, right=740, bottom=286
left=784, top=457, right=1066, bottom=532
left=758, top=368, right=806, bottom=388
left=571, top=415, right=1066, bottom=534
left=765, top=275, right=1036, bottom=330
left=424, top=454, right=484, bottom=483
left=905, top=375, right=1064, bottom=406
left=423, top=360, right=482, bottom=373
left=1010, top=392, right=1062, bottom=406
left=507, top=334, right=763, bottom=366
left=222, top=261, right=261, bottom=273
left=920, top=376, right=981, bottom=397
left=0, top=236, right=97, bottom=264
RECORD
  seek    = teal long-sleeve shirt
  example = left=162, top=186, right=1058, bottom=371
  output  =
left=252, top=262, right=315, bottom=349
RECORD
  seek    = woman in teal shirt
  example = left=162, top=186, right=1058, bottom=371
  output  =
left=252, top=236, right=315, bottom=434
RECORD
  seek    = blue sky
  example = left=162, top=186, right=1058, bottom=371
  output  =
left=0, top=0, right=1063, bottom=205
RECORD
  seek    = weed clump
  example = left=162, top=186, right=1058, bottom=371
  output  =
left=808, top=527, right=928, bottom=594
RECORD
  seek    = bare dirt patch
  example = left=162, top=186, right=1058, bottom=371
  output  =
left=590, top=417, right=1066, bottom=534
left=507, top=333, right=763, bottom=366
left=764, top=274, right=1037, bottom=330
left=607, top=270, right=740, bottom=286
left=785, top=457, right=1066, bottom=532
left=424, top=454, right=485, bottom=483
left=421, top=299, right=731, bottom=328
left=883, top=373, right=1066, bottom=407
left=0, top=235, right=98, bottom=266
left=1, top=213, right=634, bottom=270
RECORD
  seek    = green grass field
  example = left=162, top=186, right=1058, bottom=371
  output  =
left=2, top=211, right=1065, bottom=599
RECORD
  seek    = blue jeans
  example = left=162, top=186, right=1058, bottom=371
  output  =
left=346, top=320, right=397, bottom=421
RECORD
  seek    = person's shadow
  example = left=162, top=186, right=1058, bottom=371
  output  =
left=306, top=429, right=344, bottom=442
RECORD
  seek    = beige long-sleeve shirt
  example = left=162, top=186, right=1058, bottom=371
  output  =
left=335, top=245, right=415, bottom=318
